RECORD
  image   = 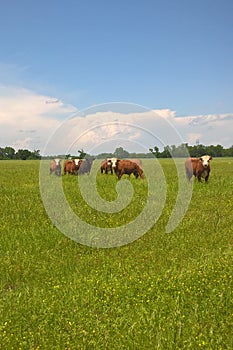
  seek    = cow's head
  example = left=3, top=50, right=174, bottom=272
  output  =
left=54, top=158, right=61, bottom=166
left=108, top=158, right=119, bottom=168
left=200, top=155, right=212, bottom=168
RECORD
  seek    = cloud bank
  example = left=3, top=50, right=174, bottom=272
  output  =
left=0, top=86, right=232, bottom=155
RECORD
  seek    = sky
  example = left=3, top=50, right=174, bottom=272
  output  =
left=0, top=0, right=233, bottom=155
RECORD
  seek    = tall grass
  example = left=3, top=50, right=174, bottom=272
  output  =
left=0, top=159, right=233, bottom=349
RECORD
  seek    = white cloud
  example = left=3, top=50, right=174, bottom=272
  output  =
left=0, top=85, right=77, bottom=151
left=0, top=87, right=232, bottom=155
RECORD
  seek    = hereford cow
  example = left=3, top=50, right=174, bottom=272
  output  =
left=185, top=155, right=212, bottom=182
left=78, top=157, right=95, bottom=175
left=100, top=159, right=113, bottom=174
left=63, top=160, right=76, bottom=175
left=100, top=158, right=120, bottom=174
left=50, top=158, right=61, bottom=176
left=128, top=158, right=142, bottom=167
left=114, top=159, right=144, bottom=179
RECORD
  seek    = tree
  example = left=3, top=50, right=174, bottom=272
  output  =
left=15, top=149, right=32, bottom=160
left=114, top=147, right=129, bottom=158
left=160, top=146, right=172, bottom=158
left=4, top=146, right=15, bottom=159
left=78, top=149, right=87, bottom=159
left=149, top=146, right=159, bottom=158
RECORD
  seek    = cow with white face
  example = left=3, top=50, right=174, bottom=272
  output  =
left=50, top=158, right=62, bottom=176
left=185, top=155, right=212, bottom=182
left=107, top=158, right=119, bottom=169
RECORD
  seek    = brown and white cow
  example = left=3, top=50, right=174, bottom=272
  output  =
left=50, top=158, right=62, bottom=176
left=100, top=159, right=113, bottom=174
left=63, top=160, right=76, bottom=175
left=101, top=158, right=120, bottom=174
left=185, top=155, right=212, bottom=182
left=128, top=158, right=142, bottom=167
left=114, top=159, right=144, bottom=179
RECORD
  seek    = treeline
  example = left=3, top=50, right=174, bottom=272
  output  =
left=0, top=147, right=41, bottom=160
left=96, top=147, right=153, bottom=159
left=97, top=144, right=233, bottom=159
left=149, top=143, right=233, bottom=158
left=1, top=144, right=233, bottom=160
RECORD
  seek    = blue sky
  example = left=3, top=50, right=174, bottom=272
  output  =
left=0, top=0, right=233, bottom=153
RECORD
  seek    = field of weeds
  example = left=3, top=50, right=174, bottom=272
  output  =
left=0, top=158, right=233, bottom=349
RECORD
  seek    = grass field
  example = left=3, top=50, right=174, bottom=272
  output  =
left=0, top=158, right=233, bottom=349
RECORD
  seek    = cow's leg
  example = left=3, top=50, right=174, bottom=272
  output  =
left=118, top=170, right=124, bottom=179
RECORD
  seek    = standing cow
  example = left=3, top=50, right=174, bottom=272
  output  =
left=128, top=158, right=142, bottom=167
left=100, top=158, right=120, bottom=174
left=114, top=159, right=144, bottom=179
left=185, top=155, right=212, bottom=182
left=100, top=159, right=113, bottom=174
left=78, top=157, right=95, bottom=175
left=50, top=158, right=62, bottom=176
left=64, top=160, right=76, bottom=175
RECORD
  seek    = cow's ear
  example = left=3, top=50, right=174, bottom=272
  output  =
left=209, top=156, right=212, bottom=160
left=199, top=157, right=203, bottom=160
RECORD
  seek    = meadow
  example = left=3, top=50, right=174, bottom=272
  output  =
left=0, top=158, right=233, bottom=349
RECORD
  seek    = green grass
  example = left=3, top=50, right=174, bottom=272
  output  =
left=0, top=159, right=233, bottom=349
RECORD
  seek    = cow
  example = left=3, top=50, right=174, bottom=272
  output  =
left=50, top=158, right=62, bottom=176
left=128, top=158, right=142, bottom=167
left=78, top=157, right=95, bottom=175
left=185, top=155, right=212, bottom=182
left=100, top=158, right=120, bottom=174
left=64, top=160, right=76, bottom=175
left=100, top=159, right=113, bottom=174
left=114, top=159, right=144, bottom=179
left=74, top=158, right=82, bottom=173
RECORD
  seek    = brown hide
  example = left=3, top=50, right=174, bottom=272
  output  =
left=185, top=156, right=212, bottom=182
left=64, top=160, right=77, bottom=175
left=50, top=159, right=61, bottom=176
left=100, top=159, right=113, bottom=174
left=128, top=158, right=142, bottom=167
left=114, top=159, right=144, bottom=179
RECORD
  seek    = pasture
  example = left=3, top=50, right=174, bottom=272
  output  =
left=0, top=158, right=233, bottom=349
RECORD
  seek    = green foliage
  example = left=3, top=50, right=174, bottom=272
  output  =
left=114, top=147, right=130, bottom=158
left=150, top=143, right=233, bottom=158
left=0, top=159, right=233, bottom=349
left=0, top=147, right=41, bottom=160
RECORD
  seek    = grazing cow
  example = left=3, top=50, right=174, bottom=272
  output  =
left=101, top=158, right=120, bottom=174
left=100, top=159, right=113, bottom=174
left=185, top=155, right=212, bottom=182
left=64, top=159, right=76, bottom=175
left=78, top=158, right=95, bottom=175
left=114, top=159, right=144, bottom=179
left=50, top=158, right=62, bottom=176
left=128, top=158, right=142, bottom=167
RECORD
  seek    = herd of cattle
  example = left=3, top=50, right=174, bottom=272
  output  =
left=50, top=155, right=212, bottom=182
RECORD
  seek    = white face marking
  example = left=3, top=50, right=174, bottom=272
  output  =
left=108, top=158, right=118, bottom=168
left=200, top=155, right=211, bottom=168
left=74, top=159, right=80, bottom=165
left=54, top=158, right=60, bottom=165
